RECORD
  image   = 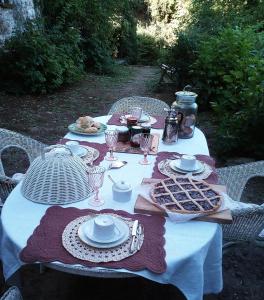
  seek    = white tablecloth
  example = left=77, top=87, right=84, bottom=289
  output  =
left=0, top=116, right=222, bottom=300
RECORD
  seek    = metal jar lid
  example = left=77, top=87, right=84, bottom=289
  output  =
left=141, top=123, right=151, bottom=129
left=118, top=126, right=129, bottom=133
left=131, top=125, right=142, bottom=130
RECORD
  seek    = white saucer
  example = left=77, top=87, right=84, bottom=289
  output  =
left=78, top=218, right=130, bottom=248
left=84, top=217, right=125, bottom=243
left=71, top=146, right=88, bottom=158
left=169, top=159, right=205, bottom=174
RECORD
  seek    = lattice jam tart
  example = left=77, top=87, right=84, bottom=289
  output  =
left=150, top=177, right=222, bottom=214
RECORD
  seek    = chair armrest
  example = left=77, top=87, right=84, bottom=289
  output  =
left=222, top=205, right=264, bottom=242
left=0, top=176, right=18, bottom=205
left=0, top=286, right=23, bottom=300
left=216, top=161, right=264, bottom=201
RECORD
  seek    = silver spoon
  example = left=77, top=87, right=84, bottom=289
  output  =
left=108, top=174, right=117, bottom=184
left=108, top=161, right=127, bottom=170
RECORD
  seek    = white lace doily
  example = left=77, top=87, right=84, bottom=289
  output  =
left=158, top=159, right=213, bottom=181
left=82, top=146, right=100, bottom=164
left=62, top=214, right=144, bottom=263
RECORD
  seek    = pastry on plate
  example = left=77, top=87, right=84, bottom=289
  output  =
left=76, top=116, right=101, bottom=132
left=150, top=177, right=222, bottom=214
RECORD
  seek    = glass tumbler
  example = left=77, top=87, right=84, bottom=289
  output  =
left=131, top=106, right=143, bottom=121
left=87, top=166, right=106, bottom=207
left=105, top=129, right=118, bottom=161
left=139, top=133, right=153, bottom=165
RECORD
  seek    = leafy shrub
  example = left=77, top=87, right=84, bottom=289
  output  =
left=0, top=22, right=84, bottom=94
left=116, top=16, right=138, bottom=64
left=137, top=34, right=163, bottom=65
left=137, top=0, right=190, bottom=46
left=165, top=31, right=199, bottom=89
left=191, top=27, right=264, bottom=158
left=162, top=0, right=264, bottom=89
left=41, top=0, right=138, bottom=73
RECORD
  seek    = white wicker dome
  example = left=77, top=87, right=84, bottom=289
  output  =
left=21, top=145, right=92, bottom=205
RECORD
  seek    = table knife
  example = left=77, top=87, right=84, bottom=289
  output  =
left=130, top=220, right=139, bottom=253
left=137, top=224, right=143, bottom=250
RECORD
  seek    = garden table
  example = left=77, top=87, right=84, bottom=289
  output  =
left=0, top=115, right=222, bottom=300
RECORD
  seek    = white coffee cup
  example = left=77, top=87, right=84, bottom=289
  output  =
left=180, top=154, right=196, bottom=170
left=65, top=141, right=80, bottom=153
left=93, top=215, right=116, bottom=240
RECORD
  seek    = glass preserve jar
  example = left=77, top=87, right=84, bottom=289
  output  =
left=130, top=126, right=142, bottom=148
left=172, top=90, right=198, bottom=139
left=117, top=126, right=130, bottom=142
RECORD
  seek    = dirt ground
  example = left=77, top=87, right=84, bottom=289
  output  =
left=0, top=65, right=263, bottom=300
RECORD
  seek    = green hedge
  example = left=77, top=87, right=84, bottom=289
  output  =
left=0, top=0, right=138, bottom=94
left=0, top=23, right=84, bottom=94
left=191, top=27, right=264, bottom=158
left=41, top=0, right=138, bottom=72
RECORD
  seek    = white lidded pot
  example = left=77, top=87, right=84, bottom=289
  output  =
left=112, top=180, right=132, bottom=202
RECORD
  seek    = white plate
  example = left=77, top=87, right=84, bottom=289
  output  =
left=78, top=218, right=130, bottom=248
left=68, top=123, right=107, bottom=136
left=138, top=114, right=150, bottom=123
left=169, top=159, right=205, bottom=174
left=121, top=115, right=157, bottom=126
left=71, top=145, right=99, bottom=161
left=125, top=114, right=150, bottom=123
left=71, top=146, right=88, bottom=158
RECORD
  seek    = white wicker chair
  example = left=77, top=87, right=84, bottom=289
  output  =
left=0, top=286, right=23, bottom=300
left=216, top=161, right=264, bottom=250
left=108, top=96, right=170, bottom=117
left=0, top=128, right=46, bottom=206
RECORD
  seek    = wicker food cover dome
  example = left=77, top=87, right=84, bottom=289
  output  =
left=21, top=145, right=92, bottom=205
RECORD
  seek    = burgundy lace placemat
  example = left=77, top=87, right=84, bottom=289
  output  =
left=152, top=151, right=218, bottom=184
left=60, top=138, right=108, bottom=165
left=107, top=113, right=165, bottom=129
left=20, top=206, right=166, bottom=274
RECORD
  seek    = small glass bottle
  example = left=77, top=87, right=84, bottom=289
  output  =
left=126, top=116, right=138, bottom=141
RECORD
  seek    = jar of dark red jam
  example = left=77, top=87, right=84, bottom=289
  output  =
left=117, top=126, right=130, bottom=142
left=126, top=116, right=137, bottom=129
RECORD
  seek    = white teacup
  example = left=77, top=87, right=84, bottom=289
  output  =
left=65, top=141, right=80, bottom=153
left=93, top=215, right=116, bottom=241
left=180, top=154, right=196, bottom=170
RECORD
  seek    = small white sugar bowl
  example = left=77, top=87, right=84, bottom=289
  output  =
left=112, top=180, right=132, bottom=202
